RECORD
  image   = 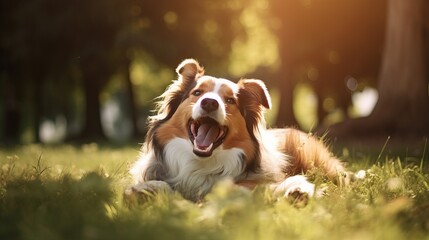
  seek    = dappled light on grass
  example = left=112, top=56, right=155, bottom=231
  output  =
left=1, top=145, right=429, bottom=239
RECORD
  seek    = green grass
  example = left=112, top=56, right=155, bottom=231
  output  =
left=1, top=144, right=429, bottom=240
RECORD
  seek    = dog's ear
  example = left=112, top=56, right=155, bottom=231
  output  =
left=238, top=79, right=272, bottom=132
left=238, top=79, right=271, bottom=110
left=176, top=59, right=205, bottom=89
left=150, top=59, right=205, bottom=123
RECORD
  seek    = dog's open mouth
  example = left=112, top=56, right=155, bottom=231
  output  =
left=188, top=117, right=228, bottom=157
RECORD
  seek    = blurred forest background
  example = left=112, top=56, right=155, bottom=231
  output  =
left=1, top=0, right=428, bottom=144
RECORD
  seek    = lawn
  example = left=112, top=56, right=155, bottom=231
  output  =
left=1, top=143, right=428, bottom=240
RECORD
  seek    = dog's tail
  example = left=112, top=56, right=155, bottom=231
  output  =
left=279, top=128, right=347, bottom=183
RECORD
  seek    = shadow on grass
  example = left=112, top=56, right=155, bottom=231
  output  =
left=0, top=169, right=222, bottom=240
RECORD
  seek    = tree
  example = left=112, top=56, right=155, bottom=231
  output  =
left=1, top=0, right=256, bottom=143
left=327, top=0, right=429, bottom=139
left=0, top=0, right=138, bottom=142
left=269, top=0, right=385, bottom=128
left=0, top=0, right=59, bottom=143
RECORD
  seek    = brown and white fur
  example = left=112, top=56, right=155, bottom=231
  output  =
left=125, top=59, right=346, bottom=203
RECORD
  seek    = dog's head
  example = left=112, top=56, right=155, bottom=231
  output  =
left=150, top=59, right=271, bottom=161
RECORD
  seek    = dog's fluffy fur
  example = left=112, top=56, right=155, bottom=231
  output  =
left=126, top=59, right=345, bottom=202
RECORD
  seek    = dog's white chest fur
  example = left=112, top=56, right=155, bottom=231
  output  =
left=163, top=138, right=245, bottom=200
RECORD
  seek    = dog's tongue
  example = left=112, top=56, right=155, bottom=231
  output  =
left=195, top=123, right=220, bottom=148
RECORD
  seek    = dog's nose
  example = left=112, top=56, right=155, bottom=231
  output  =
left=201, top=98, right=219, bottom=113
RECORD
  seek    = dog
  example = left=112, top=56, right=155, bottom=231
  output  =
left=125, top=59, right=347, bottom=204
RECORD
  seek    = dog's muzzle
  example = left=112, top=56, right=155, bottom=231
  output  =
left=188, top=117, right=228, bottom=157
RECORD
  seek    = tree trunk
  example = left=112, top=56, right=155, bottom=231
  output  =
left=275, top=75, right=298, bottom=127
left=2, top=71, right=20, bottom=143
left=326, top=0, right=429, bottom=139
left=32, top=65, right=44, bottom=143
left=274, top=57, right=298, bottom=128
left=80, top=59, right=107, bottom=141
left=124, top=56, right=140, bottom=139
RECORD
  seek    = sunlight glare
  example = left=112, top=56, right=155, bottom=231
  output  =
left=228, top=0, right=279, bottom=76
left=351, top=87, right=378, bottom=117
left=346, top=76, right=358, bottom=91
left=101, top=98, right=132, bottom=143
left=164, top=11, right=178, bottom=25
left=39, top=115, right=67, bottom=144
left=293, top=83, right=318, bottom=131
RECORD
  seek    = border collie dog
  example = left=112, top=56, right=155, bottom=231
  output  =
left=126, top=59, right=346, bottom=203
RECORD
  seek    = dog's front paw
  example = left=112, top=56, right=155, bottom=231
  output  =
left=124, top=180, right=173, bottom=206
left=273, top=175, right=315, bottom=208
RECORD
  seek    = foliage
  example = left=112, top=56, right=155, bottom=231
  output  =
left=0, top=145, right=428, bottom=240
left=1, top=0, right=388, bottom=143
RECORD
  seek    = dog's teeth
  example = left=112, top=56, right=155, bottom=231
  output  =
left=207, top=143, right=213, bottom=152
left=215, top=128, right=226, bottom=141
left=191, top=123, right=196, bottom=136
left=201, top=143, right=213, bottom=152
left=193, top=140, right=213, bottom=152
left=218, top=129, right=224, bottom=139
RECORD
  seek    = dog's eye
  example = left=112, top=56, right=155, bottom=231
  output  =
left=226, top=97, right=236, bottom=104
left=192, top=90, right=202, bottom=96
